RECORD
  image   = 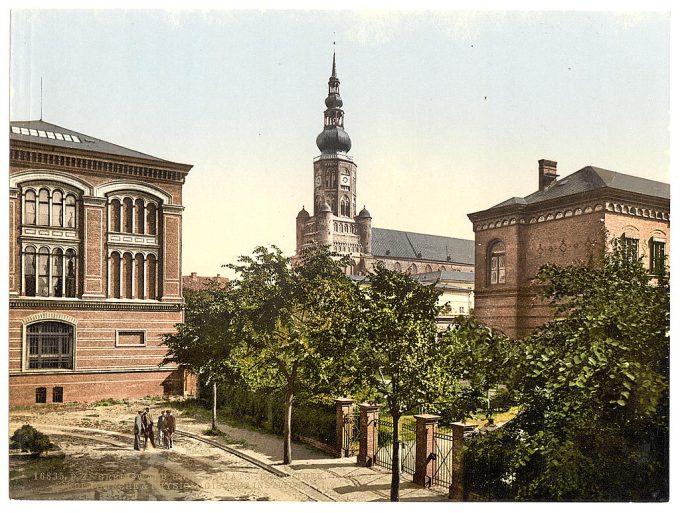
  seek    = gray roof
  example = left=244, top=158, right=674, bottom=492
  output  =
left=413, top=270, right=475, bottom=283
left=491, top=166, right=669, bottom=208
left=10, top=120, right=172, bottom=163
left=371, top=227, right=474, bottom=264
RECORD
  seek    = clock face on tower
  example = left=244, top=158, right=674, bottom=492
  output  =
left=315, top=175, right=321, bottom=187
left=340, top=175, right=350, bottom=186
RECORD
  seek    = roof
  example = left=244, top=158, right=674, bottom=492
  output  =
left=490, top=166, right=669, bottom=209
left=413, top=270, right=475, bottom=284
left=10, top=119, right=174, bottom=164
left=182, top=273, right=230, bottom=292
left=371, top=227, right=474, bottom=264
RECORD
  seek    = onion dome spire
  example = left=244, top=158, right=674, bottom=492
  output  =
left=316, top=52, right=352, bottom=154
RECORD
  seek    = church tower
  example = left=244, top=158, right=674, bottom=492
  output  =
left=296, top=53, right=371, bottom=271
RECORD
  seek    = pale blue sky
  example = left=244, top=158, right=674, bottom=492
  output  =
left=9, top=10, right=670, bottom=276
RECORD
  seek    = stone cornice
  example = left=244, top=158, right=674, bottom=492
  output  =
left=160, top=204, right=185, bottom=215
left=10, top=298, right=184, bottom=311
left=10, top=366, right=181, bottom=377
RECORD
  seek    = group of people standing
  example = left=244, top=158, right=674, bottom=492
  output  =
left=134, top=407, right=176, bottom=451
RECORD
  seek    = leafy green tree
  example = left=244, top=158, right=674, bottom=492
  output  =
left=354, top=264, right=445, bottom=501
left=438, top=316, right=516, bottom=424
left=228, top=244, right=362, bottom=464
left=163, top=280, right=244, bottom=431
left=501, top=240, right=669, bottom=500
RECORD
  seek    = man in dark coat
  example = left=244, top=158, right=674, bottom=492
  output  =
left=144, top=409, right=156, bottom=448
left=157, top=410, right=167, bottom=448
left=134, top=411, right=144, bottom=450
left=165, top=410, right=176, bottom=449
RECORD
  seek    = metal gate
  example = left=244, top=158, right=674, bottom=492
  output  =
left=374, top=417, right=417, bottom=478
left=341, top=409, right=361, bottom=457
left=430, top=430, right=454, bottom=490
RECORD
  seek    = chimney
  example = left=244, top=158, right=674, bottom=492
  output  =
left=538, top=159, right=558, bottom=191
left=216, top=273, right=221, bottom=278
left=190, top=272, right=197, bottom=279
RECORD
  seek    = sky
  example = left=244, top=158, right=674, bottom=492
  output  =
left=8, top=8, right=671, bottom=277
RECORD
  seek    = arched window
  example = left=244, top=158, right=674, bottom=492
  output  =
left=123, top=198, right=133, bottom=233
left=489, top=241, right=506, bottom=285
left=408, top=263, right=418, bottom=274
left=425, top=264, right=433, bottom=273
left=146, top=203, right=157, bottom=235
left=394, top=262, right=402, bottom=272
left=64, top=194, right=76, bottom=228
left=26, top=321, right=74, bottom=370
left=65, top=249, right=77, bottom=298
left=135, top=254, right=145, bottom=299
left=25, top=190, right=37, bottom=225
left=52, top=248, right=64, bottom=297
left=135, top=199, right=145, bottom=234
left=24, top=247, right=36, bottom=296
left=122, top=252, right=133, bottom=299
left=110, top=199, right=121, bottom=232
left=341, top=196, right=350, bottom=217
left=51, top=190, right=63, bottom=227
left=37, top=247, right=50, bottom=296
left=147, top=254, right=157, bottom=300
left=111, top=253, right=121, bottom=298
left=38, top=189, right=50, bottom=226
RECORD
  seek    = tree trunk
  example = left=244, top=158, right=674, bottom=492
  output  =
left=212, top=381, right=217, bottom=431
left=390, top=412, right=401, bottom=502
left=283, top=389, right=294, bottom=464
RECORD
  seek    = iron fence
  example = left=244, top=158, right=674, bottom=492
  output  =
left=430, top=429, right=455, bottom=491
left=375, top=418, right=394, bottom=471
left=400, top=421, right=417, bottom=476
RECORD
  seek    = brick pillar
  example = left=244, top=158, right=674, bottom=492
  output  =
left=414, top=414, right=440, bottom=487
left=449, top=422, right=466, bottom=501
left=81, top=196, right=107, bottom=299
left=335, top=398, right=355, bottom=458
left=357, top=403, right=380, bottom=467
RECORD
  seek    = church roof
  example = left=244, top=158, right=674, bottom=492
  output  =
left=490, top=166, right=669, bottom=209
left=10, top=119, right=175, bottom=164
left=413, top=270, right=475, bottom=283
left=371, top=227, right=474, bottom=264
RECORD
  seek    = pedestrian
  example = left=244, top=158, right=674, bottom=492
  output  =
left=141, top=408, right=149, bottom=448
left=145, top=410, right=156, bottom=448
left=133, top=410, right=144, bottom=451
left=165, top=409, right=176, bottom=449
left=157, top=410, right=167, bottom=448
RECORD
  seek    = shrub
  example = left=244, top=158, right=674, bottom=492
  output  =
left=10, top=424, right=55, bottom=454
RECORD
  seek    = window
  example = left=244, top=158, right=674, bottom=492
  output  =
left=35, top=387, right=47, bottom=404
left=24, top=247, right=36, bottom=296
left=52, top=248, right=64, bottom=297
left=26, top=321, right=74, bottom=370
left=459, top=306, right=465, bottom=313
left=146, top=203, right=157, bottom=235
left=340, top=196, right=350, bottom=217
left=489, top=241, right=506, bottom=285
left=650, top=239, right=666, bottom=276
left=111, top=253, right=121, bottom=298
left=53, top=387, right=64, bottom=403
left=37, top=248, right=50, bottom=296
left=64, top=194, right=76, bottom=228
left=51, top=190, right=63, bottom=226
left=65, top=249, right=77, bottom=297
left=25, top=190, right=36, bottom=225
left=122, top=253, right=133, bottom=298
left=621, top=237, right=639, bottom=261
left=135, top=254, right=145, bottom=299
left=147, top=254, right=157, bottom=300
left=110, top=199, right=121, bottom=232
left=135, top=199, right=145, bottom=234
left=38, top=189, right=50, bottom=225
left=123, top=198, right=134, bottom=233
left=394, top=262, right=402, bottom=272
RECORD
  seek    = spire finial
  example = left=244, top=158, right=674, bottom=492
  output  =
left=331, top=45, right=337, bottom=78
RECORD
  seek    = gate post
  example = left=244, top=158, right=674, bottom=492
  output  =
left=335, top=397, right=355, bottom=458
left=414, top=414, right=440, bottom=487
left=357, top=403, right=380, bottom=467
left=449, top=422, right=466, bottom=501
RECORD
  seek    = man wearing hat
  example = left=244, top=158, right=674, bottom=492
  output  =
left=165, top=410, right=176, bottom=449
left=133, top=410, right=144, bottom=450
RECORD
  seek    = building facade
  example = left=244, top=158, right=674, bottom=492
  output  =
left=183, top=272, right=229, bottom=292
left=9, top=120, right=195, bottom=405
left=296, top=55, right=475, bottom=281
left=468, top=159, right=670, bottom=339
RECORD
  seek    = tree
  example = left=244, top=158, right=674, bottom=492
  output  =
left=438, top=315, right=516, bottom=424
left=228, top=244, right=362, bottom=464
left=10, top=424, right=54, bottom=454
left=163, top=280, right=244, bottom=431
left=354, top=264, right=445, bottom=501
left=500, top=240, right=669, bottom=500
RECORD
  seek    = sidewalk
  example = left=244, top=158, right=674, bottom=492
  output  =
left=177, top=411, right=449, bottom=502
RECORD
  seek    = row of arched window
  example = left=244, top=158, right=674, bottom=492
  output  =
left=109, top=252, right=158, bottom=300
left=24, top=188, right=77, bottom=228
left=334, top=221, right=357, bottom=233
left=109, top=198, right=158, bottom=235
left=23, top=247, right=77, bottom=298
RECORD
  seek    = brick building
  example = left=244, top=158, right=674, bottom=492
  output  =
left=296, top=54, right=475, bottom=280
left=182, top=272, right=229, bottom=292
left=9, top=120, right=196, bottom=405
left=468, top=159, right=670, bottom=339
